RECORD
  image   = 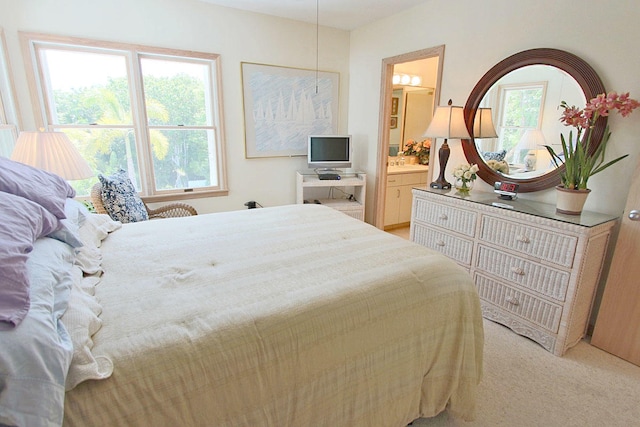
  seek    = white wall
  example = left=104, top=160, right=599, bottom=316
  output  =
left=0, top=0, right=351, bottom=214
left=349, top=0, right=640, bottom=218
left=3, top=0, right=640, bottom=218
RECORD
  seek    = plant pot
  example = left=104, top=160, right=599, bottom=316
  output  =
left=407, top=156, right=418, bottom=165
left=555, top=185, right=591, bottom=215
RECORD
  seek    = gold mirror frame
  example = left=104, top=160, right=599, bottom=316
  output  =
left=462, top=48, right=607, bottom=192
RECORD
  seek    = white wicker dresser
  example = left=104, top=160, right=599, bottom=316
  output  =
left=410, top=187, right=618, bottom=356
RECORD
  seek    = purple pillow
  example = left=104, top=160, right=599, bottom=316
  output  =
left=0, top=156, right=76, bottom=219
left=0, top=191, right=60, bottom=328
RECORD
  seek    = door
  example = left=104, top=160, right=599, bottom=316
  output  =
left=591, top=159, right=640, bottom=366
left=375, top=46, right=444, bottom=229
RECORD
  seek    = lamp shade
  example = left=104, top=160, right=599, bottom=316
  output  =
left=517, top=129, right=547, bottom=150
left=473, top=108, right=498, bottom=138
left=422, top=100, right=471, bottom=140
left=11, top=131, right=93, bottom=180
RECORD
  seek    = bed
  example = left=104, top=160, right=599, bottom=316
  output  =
left=0, top=158, right=483, bottom=427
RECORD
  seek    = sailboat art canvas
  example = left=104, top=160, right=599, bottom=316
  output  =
left=242, top=62, right=339, bottom=158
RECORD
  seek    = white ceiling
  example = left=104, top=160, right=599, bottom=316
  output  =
left=195, top=0, right=427, bottom=30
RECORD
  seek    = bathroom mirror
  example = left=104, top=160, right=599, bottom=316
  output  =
left=389, top=87, right=435, bottom=156
left=462, top=48, right=607, bottom=192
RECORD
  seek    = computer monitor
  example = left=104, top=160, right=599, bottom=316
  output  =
left=307, top=135, right=352, bottom=169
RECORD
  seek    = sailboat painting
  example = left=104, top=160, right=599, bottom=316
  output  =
left=242, top=62, right=339, bottom=158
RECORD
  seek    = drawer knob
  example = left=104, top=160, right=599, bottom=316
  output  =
left=439, top=213, right=448, bottom=221
left=516, top=235, right=531, bottom=244
left=436, top=240, right=445, bottom=247
left=505, top=296, right=520, bottom=306
left=511, top=266, right=525, bottom=276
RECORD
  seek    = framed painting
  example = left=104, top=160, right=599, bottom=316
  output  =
left=390, top=116, right=398, bottom=129
left=241, top=62, right=340, bottom=158
left=391, top=97, right=399, bottom=115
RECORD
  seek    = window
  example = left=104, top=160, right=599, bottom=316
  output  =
left=21, top=33, right=227, bottom=199
left=496, top=83, right=546, bottom=164
left=0, top=29, right=18, bottom=158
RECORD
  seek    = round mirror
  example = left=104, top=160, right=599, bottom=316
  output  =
left=462, top=48, right=607, bottom=192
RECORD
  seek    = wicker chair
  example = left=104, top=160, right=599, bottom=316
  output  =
left=90, top=182, right=197, bottom=220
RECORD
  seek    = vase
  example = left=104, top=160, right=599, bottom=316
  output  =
left=408, top=156, right=418, bottom=165
left=555, top=185, right=591, bottom=215
left=454, top=178, right=474, bottom=193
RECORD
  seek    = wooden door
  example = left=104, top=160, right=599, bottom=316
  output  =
left=591, top=160, right=640, bottom=366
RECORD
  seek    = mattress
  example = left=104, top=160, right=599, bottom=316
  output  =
left=63, top=204, right=483, bottom=426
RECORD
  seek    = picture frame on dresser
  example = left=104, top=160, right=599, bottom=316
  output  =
left=409, top=187, right=618, bottom=356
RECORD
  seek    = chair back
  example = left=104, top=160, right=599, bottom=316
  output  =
left=89, top=182, right=197, bottom=220
left=90, top=182, right=110, bottom=215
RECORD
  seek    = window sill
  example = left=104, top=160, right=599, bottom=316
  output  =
left=142, top=189, right=229, bottom=203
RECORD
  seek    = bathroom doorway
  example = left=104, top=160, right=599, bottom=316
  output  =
left=373, top=45, right=444, bottom=230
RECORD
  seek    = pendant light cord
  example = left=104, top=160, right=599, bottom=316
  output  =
left=315, top=0, right=319, bottom=93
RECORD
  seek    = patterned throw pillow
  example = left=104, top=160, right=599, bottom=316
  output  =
left=482, top=149, right=507, bottom=161
left=98, top=170, right=149, bottom=223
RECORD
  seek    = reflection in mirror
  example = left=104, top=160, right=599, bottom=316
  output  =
left=388, top=87, right=435, bottom=156
left=476, top=65, right=585, bottom=180
left=463, top=48, right=607, bottom=192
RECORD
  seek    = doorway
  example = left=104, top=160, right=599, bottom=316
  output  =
left=373, top=45, right=444, bottom=229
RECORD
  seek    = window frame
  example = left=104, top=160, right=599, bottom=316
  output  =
left=0, top=28, right=20, bottom=155
left=495, top=81, right=547, bottom=164
left=19, top=32, right=228, bottom=201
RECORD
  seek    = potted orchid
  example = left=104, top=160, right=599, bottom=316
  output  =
left=545, top=91, right=640, bottom=214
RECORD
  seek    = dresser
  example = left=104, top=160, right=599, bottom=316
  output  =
left=410, top=188, right=618, bottom=356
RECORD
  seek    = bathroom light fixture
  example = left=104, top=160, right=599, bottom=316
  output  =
left=392, top=73, right=422, bottom=87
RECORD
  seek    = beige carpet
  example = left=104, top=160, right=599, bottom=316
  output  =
left=411, top=319, right=640, bottom=427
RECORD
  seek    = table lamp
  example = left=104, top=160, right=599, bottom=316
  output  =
left=423, top=99, right=471, bottom=189
left=517, top=129, right=546, bottom=172
left=473, top=108, right=498, bottom=139
left=11, top=130, right=93, bottom=180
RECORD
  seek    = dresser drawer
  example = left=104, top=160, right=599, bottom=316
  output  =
left=476, top=245, right=570, bottom=301
left=475, top=273, right=563, bottom=333
left=412, top=223, right=473, bottom=265
left=479, top=215, right=578, bottom=267
left=413, top=197, right=477, bottom=237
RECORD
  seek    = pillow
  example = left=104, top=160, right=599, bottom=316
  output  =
left=482, top=149, right=507, bottom=161
left=98, top=170, right=149, bottom=223
left=0, top=237, right=75, bottom=426
left=0, top=191, right=61, bottom=328
left=0, top=156, right=76, bottom=219
left=48, top=199, right=87, bottom=248
left=63, top=197, right=91, bottom=227
left=48, top=222, right=83, bottom=248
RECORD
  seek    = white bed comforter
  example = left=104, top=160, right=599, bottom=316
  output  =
left=64, top=204, right=483, bottom=426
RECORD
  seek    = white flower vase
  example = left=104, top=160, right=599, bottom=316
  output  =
left=455, top=178, right=474, bottom=193
left=555, top=185, right=591, bottom=215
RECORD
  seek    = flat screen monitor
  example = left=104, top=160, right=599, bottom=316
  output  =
left=307, top=135, right=352, bottom=169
